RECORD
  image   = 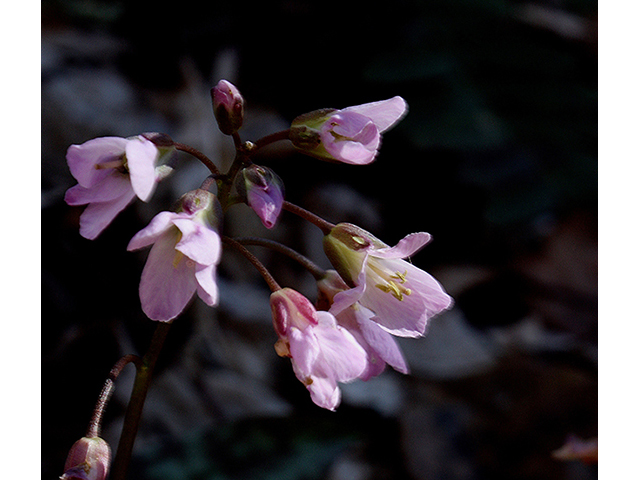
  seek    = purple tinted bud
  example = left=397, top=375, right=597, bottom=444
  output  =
left=238, top=165, right=285, bottom=229
left=60, top=436, right=111, bottom=480
left=212, top=79, right=245, bottom=135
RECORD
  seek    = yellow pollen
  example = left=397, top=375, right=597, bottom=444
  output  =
left=374, top=270, right=412, bottom=301
left=390, top=270, right=408, bottom=284
left=353, top=236, right=367, bottom=245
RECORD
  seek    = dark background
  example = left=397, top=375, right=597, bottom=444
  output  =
left=42, top=0, right=597, bottom=479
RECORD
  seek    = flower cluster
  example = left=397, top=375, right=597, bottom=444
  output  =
left=63, top=79, right=452, bottom=420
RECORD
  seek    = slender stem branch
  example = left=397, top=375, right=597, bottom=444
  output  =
left=111, top=322, right=173, bottom=480
left=86, top=354, right=142, bottom=439
left=235, top=237, right=326, bottom=280
left=222, top=236, right=281, bottom=292
left=252, top=129, right=291, bottom=152
left=217, top=151, right=251, bottom=211
left=174, top=142, right=221, bottom=176
left=283, top=201, right=335, bottom=235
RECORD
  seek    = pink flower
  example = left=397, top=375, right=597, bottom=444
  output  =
left=238, top=165, right=284, bottom=229
left=323, top=223, right=453, bottom=338
left=290, top=96, right=407, bottom=165
left=317, top=270, right=409, bottom=381
left=60, top=436, right=111, bottom=480
left=127, top=190, right=222, bottom=322
left=64, top=135, right=161, bottom=240
left=270, top=288, right=367, bottom=410
left=211, top=79, right=245, bottom=135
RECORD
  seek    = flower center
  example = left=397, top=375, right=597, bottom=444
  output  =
left=369, top=264, right=412, bottom=301
left=94, top=154, right=127, bottom=174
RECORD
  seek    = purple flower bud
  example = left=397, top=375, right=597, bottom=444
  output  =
left=60, top=436, right=111, bottom=480
left=290, top=97, right=407, bottom=165
left=237, top=165, right=285, bottom=229
left=211, top=79, right=245, bottom=135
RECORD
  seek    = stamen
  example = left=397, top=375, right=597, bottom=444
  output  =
left=274, top=339, right=290, bottom=357
left=94, top=159, right=125, bottom=170
left=390, top=270, right=408, bottom=284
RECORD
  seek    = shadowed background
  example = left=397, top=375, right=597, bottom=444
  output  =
left=42, top=1, right=597, bottom=479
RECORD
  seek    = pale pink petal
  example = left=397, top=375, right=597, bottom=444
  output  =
left=343, top=96, right=408, bottom=132
left=305, top=375, right=341, bottom=411
left=314, top=312, right=367, bottom=382
left=195, top=263, right=219, bottom=306
left=126, top=136, right=158, bottom=202
left=323, top=140, right=377, bottom=165
left=362, top=259, right=452, bottom=337
left=289, top=326, right=320, bottom=379
left=138, top=229, right=198, bottom=321
left=127, top=211, right=181, bottom=251
left=329, top=278, right=366, bottom=316
left=173, top=218, right=222, bottom=266
left=65, top=172, right=133, bottom=206
left=372, top=232, right=432, bottom=259
left=66, top=137, right=128, bottom=187
left=357, top=313, right=408, bottom=374
left=77, top=188, right=136, bottom=240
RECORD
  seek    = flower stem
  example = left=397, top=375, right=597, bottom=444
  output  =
left=252, top=129, right=291, bottom=152
left=86, top=354, right=142, bottom=439
left=222, top=236, right=281, bottom=292
left=174, top=142, right=221, bottom=177
left=235, top=237, right=326, bottom=280
left=283, top=201, right=335, bottom=235
left=110, top=321, right=173, bottom=480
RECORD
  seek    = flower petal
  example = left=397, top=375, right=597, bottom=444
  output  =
left=77, top=188, right=136, bottom=240
left=195, top=263, right=219, bottom=306
left=126, top=136, right=159, bottom=202
left=305, top=375, right=341, bottom=411
left=343, top=96, right=408, bottom=133
left=66, top=137, right=128, bottom=188
left=127, top=211, right=181, bottom=251
left=313, top=312, right=367, bottom=382
left=356, top=313, right=409, bottom=374
left=289, top=326, right=320, bottom=378
left=371, top=232, right=432, bottom=259
left=173, top=218, right=222, bottom=266
left=138, top=229, right=197, bottom=321
left=64, top=172, right=133, bottom=206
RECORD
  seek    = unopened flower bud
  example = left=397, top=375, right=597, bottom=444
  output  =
left=236, top=165, right=285, bottom=229
left=177, top=188, right=223, bottom=231
left=270, top=288, right=318, bottom=338
left=60, top=436, right=111, bottom=480
left=212, top=79, right=245, bottom=135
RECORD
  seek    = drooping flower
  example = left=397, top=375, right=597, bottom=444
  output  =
left=237, top=164, right=284, bottom=229
left=127, top=189, right=222, bottom=322
left=317, top=270, right=408, bottom=381
left=323, top=223, right=453, bottom=337
left=211, top=79, right=245, bottom=135
left=270, top=287, right=367, bottom=410
left=64, top=135, right=171, bottom=240
left=289, top=96, right=407, bottom=165
left=60, top=436, right=111, bottom=480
